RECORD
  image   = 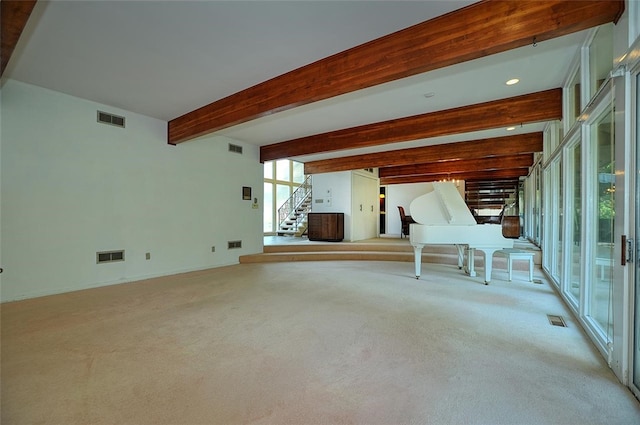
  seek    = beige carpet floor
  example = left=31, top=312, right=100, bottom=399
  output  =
left=2, top=260, right=639, bottom=425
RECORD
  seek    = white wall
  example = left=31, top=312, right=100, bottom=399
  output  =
left=385, top=183, right=431, bottom=236
left=0, top=80, right=263, bottom=301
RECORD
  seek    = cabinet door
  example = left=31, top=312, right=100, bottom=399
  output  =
left=351, top=174, right=378, bottom=241
left=308, top=214, right=322, bottom=240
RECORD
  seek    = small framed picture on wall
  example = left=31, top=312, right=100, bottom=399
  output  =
left=242, top=186, right=252, bottom=200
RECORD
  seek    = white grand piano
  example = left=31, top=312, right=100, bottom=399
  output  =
left=409, top=182, right=513, bottom=284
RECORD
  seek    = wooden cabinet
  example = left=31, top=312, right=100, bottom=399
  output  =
left=308, top=213, right=344, bottom=242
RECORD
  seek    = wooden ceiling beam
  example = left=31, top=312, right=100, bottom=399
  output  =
left=169, top=0, right=623, bottom=145
left=264, top=89, right=559, bottom=162
left=466, top=182, right=522, bottom=191
left=1, top=0, right=37, bottom=77
left=379, top=154, right=533, bottom=178
left=305, top=132, right=542, bottom=175
left=381, top=168, right=528, bottom=185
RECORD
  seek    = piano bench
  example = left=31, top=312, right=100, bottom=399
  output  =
left=495, top=249, right=534, bottom=282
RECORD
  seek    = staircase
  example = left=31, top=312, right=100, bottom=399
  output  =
left=276, top=176, right=312, bottom=237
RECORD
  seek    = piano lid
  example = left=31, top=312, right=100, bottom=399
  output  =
left=408, top=182, right=476, bottom=226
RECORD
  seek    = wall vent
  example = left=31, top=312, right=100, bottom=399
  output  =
left=547, top=314, right=567, bottom=327
left=97, top=111, right=125, bottom=128
left=228, top=143, right=243, bottom=154
left=227, top=240, right=242, bottom=249
left=97, top=250, right=125, bottom=264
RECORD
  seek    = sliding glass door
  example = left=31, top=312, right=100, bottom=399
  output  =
left=632, top=67, right=640, bottom=399
left=585, top=98, right=615, bottom=342
left=566, top=137, right=582, bottom=307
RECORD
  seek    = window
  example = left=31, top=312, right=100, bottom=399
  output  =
left=564, top=58, right=582, bottom=135
left=586, top=98, right=615, bottom=339
left=589, top=24, right=613, bottom=99
left=263, top=160, right=305, bottom=234
left=543, top=156, right=563, bottom=288
left=566, top=137, right=582, bottom=307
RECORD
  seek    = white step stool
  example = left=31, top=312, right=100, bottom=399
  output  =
left=495, top=248, right=535, bottom=282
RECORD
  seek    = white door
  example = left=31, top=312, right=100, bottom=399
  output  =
left=351, top=173, right=378, bottom=241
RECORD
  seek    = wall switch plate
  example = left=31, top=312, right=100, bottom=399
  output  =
left=211, top=246, right=216, bottom=252
left=145, top=252, right=151, bottom=260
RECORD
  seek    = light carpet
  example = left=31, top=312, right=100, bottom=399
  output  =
left=2, top=261, right=639, bottom=424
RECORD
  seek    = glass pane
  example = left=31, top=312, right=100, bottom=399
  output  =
left=633, top=71, right=640, bottom=393
left=264, top=161, right=273, bottom=179
left=589, top=24, right=613, bottom=96
left=569, top=67, right=582, bottom=125
left=263, top=182, right=273, bottom=232
left=543, top=165, right=553, bottom=273
left=535, top=166, right=542, bottom=244
left=292, top=161, right=305, bottom=183
left=276, top=184, right=290, bottom=211
left=589, top=102, right=614, bottom=335
left=554, top=160, right=564, bottom=283
left=276, top=160, right=290, bottom=181
left=568, top=142, right=581, bottom=302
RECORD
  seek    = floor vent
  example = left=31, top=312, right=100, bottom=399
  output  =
left=97, top=250, right=125, bottom=264
left=97, top=111, right=125, bottom=128
left=533, top=278, right=543, bottom=284
left=228, top=143, right=243, bottom=154
left=228, top=240, right=242, bottom=249
left=547, top=314, right=567, bottom=327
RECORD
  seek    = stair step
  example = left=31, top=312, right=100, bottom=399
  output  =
left=243, top=240, right=541, bottom=271
left=240, top=251, right=458, bottom=264
left=239, top=250, right=527, bottom=271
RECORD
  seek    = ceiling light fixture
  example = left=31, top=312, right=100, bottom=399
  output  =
left=423, top=92, right=436, bottom=98
left=506, top=126, right=516, bottom=131
left=506, top=78, right=520, bottom=86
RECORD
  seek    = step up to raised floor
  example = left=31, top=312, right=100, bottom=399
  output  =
left=241, top=240, right=540, bottom=272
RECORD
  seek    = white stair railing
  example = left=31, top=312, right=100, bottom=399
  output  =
left=277, top=176, right=312, bottom=236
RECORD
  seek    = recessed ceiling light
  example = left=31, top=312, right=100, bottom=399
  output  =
left=423, top=92, right=436, bottom=98
left=506, top=126, right=516, bottom=131
left=506, top=78, right=520, bottom=86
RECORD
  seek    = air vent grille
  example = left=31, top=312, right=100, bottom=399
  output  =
left=97, top=250, right=125, bottom=264
left=228, top=144, right=243, bottom=154
left=228, top=240, right=242, bottom=249
left=97, top=111, right=125, bottom=128
left=547, top=314, right=567, bottom=327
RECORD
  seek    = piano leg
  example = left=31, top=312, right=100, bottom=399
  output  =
left=412, top=244, right=424, bottom=279
left=479, top=248, right=500, bottom=285
left=464, top=247, right=477, bottom=278
left=455, top=245, right=465, bottom=269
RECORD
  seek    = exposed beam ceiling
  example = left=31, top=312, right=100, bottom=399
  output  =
left=379, top=154, right=534, bottom=179
left=1, top=0, right=37, bottom=77
left=304, top=133, right=543, bottom=175
left=264, top=89, right=560, bottom=163
left=380, top=168, right=529, bottom=186
left=168, top=0, right=623, bottom=145
left=4, top=2, right=623, bottom=185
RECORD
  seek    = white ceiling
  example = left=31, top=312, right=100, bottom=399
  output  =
left=5, top=0, right=589, bottom=164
